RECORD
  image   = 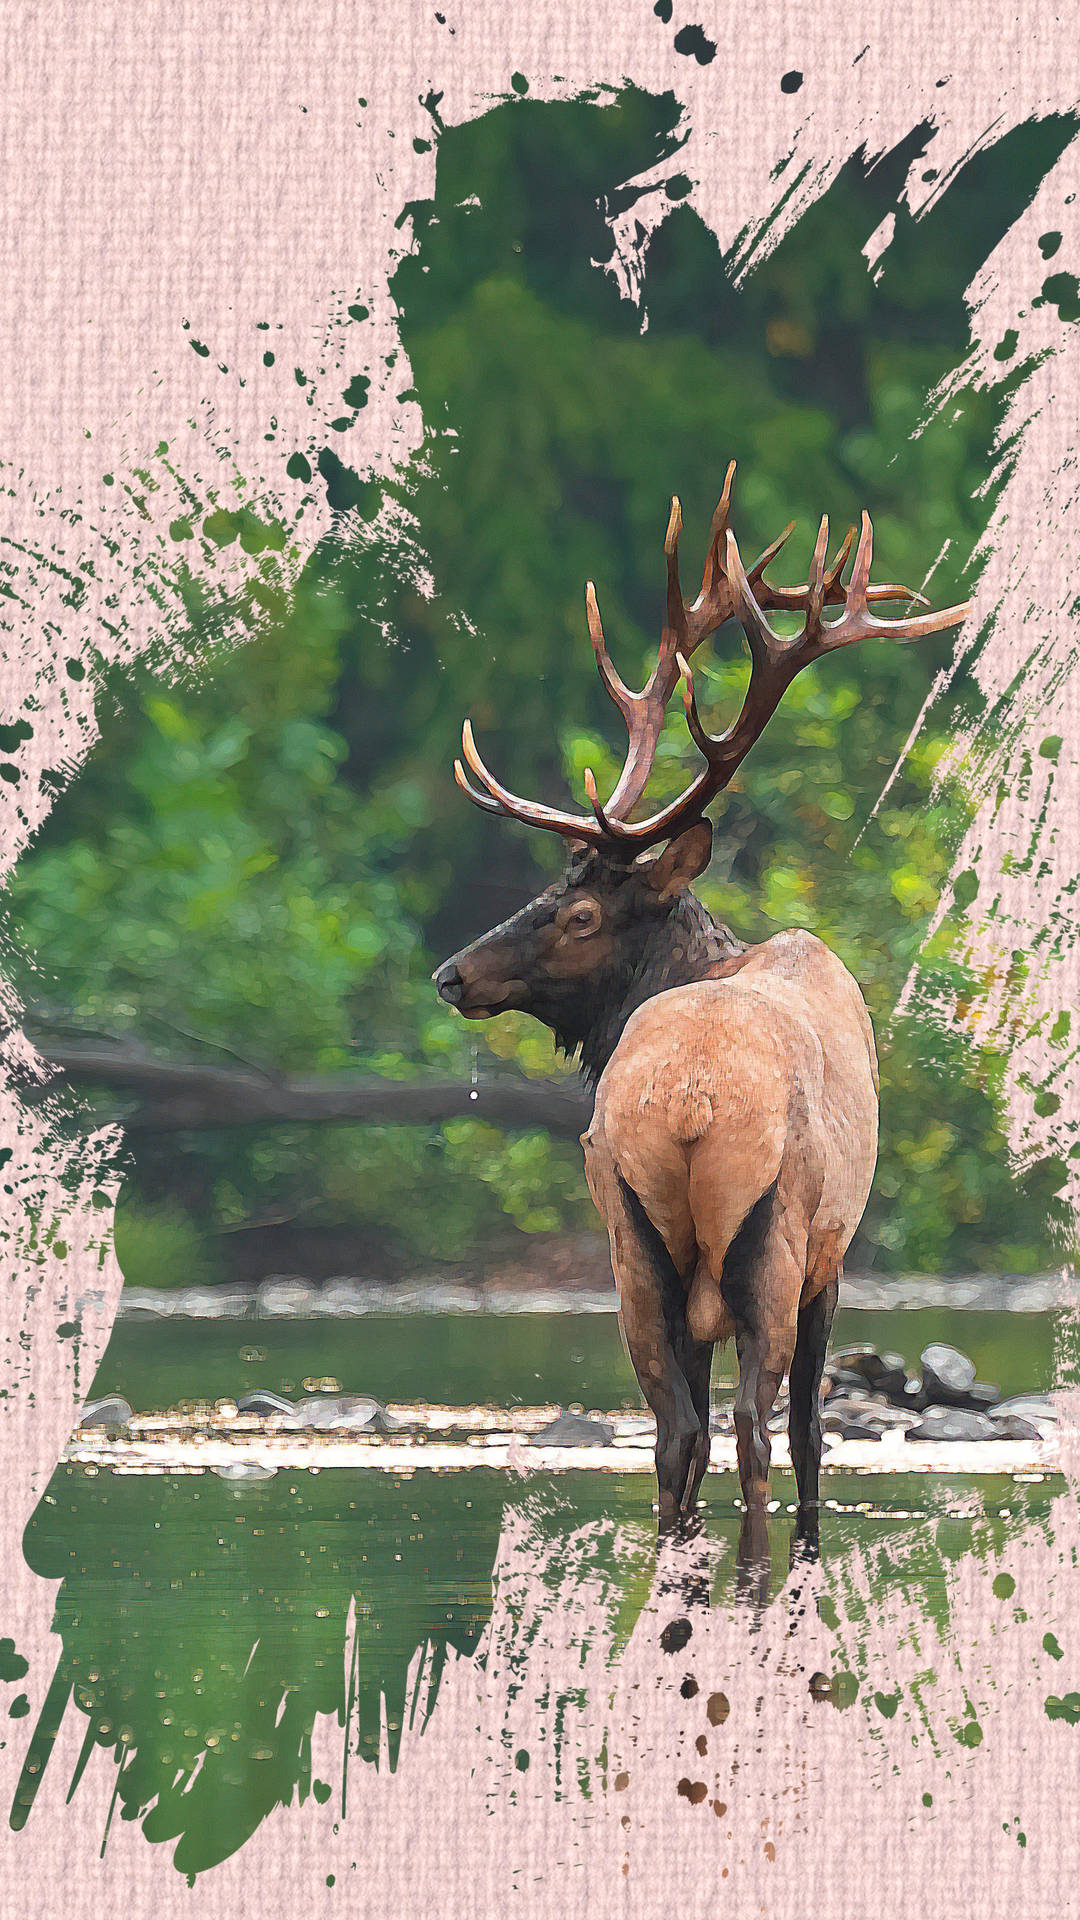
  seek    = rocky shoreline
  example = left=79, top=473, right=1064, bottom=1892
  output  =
left=75, top=1340, right=1063, bottom=1456
left=113, top=1270, right=1073, bottom=1321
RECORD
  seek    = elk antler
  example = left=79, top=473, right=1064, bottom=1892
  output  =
left=454, top=469, right=971, bottom=852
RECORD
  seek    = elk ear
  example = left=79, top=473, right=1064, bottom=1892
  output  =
left=636, top=820, right=713, bottom=900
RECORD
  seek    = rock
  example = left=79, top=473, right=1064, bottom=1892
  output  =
left=825, top=1366, right=870, bottom=1396
left=293, top=1394, right=399, bottom=1433
left=822, top=1410, right=882, bottom=1441
left=173, top=1285, right=253, bottom=1319
left=992, top=1394, right=1058, bottom=1426
left=212, top=1461, right=277, bottom=1481
left=119, top=1289, right=177, bottom=1320
left=78, top=1394, right=133, bottom=1430
left=919, top=1344, right=977, bottom=1404
left=965, top=1381, right=1001, bottom=1411
left=255, top=1276, right=319, bottom=1318
left=528, top=1409, right=615, bottom=1448
left=988, top=1414, right=1044, bottom=1442
left=312, top=1278, right=371, bottom=1316
left=904, top=1407, right=999, bottom=1443
left=855, top=1404, right=922, bottom=1432
left=829, top=1346, right=910, bottom=1396
left=235, top=1389, right=296, bottom=1417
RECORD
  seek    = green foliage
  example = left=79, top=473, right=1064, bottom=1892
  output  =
left=6, top=91, right=1075, bottom=1275
left=113, top=1198, right=225, bottom=1293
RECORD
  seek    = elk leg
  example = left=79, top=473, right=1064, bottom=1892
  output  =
left=788, top=1272, right=838, bottom=1558
left=732, top=1323, right=784, bottom=1597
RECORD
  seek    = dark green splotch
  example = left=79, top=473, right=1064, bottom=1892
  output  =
left=1045, top=1693, right=1080, bottom=1723
left=0, top=1641, right=28, bottom=1685
left=1035, top=270, right=1080, bottom=321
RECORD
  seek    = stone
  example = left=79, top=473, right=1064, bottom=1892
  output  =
left=312, top=1279, right=371, bottom=1316
left=856, top=1404, right=922, bottom=1432
left=118, top=1289, right=176, bottom=1320
left=212, top=1461, right=278, bottom=1481
left=173, top=1285, right=253, bottom=1319
left=78, top=1394, right=133, bottom=1430
left=965, top=1381, right=1001, bottom=1410
left=528, top=1409, right=616, bottom=1448
left=255, top=1276, right=319, bottom=1318
left=822, top=1411, right=882, bottom=1441
left=991, top=1395, right=1059, bottom=1429
left=988, top=1414, right=1044, bottom=1442
left=919, top=1343, right=977, bottom=1404
left=904, top=1407, right=998, bottom=1443
left=825, top=1366, right=870, bottom=1395
left=293, top=1394, right=399, bottom=1433
left=235, top=1389, right=296, bottom=1417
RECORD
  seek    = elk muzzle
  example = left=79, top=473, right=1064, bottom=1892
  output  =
left=432, top=938, right=527, bottom=1018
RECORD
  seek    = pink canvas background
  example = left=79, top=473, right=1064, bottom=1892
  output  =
left=1, top=1, right=1079, bottom=1912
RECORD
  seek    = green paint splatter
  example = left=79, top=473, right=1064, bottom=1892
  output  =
left=1044, top=1633, right=1064, bottom=1661
left=993, top=328, right=1018, bottom=361
left=831, top=1672, right=859, bottom=1710
left=1045, top=1694, right=1080, bottom=1723
left=515, top=1747, right=530, bottom=1771
left=874, top=1689, right=901, bottom=1718
left=954, top=868, right=979, bottom=911
left=0, top=1640, right=29, bottom=1683
left=1039, top=230, right=1062, bottom=258
left=286, top=452, right=312, bottom=483
left=1040, top=733, right=1062, bottom=761
left=341, top=374, right=370, bottom=409
left=8, top=1695, right=29, bottom=1719
left=312, top=1778, right=332, bottom=1803
left=317, top=450, right=381, bottom=518
left=923, top=1792, right=933, bottom=1807
left=956, top=1720, right=983, bottom=1747
left=993, top=1572, right=1015, bottom=1599
left=0, top=721, right=33, bottom=752
left=1035, top=271, right=1080, bottom=322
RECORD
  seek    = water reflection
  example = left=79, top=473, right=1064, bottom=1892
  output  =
left=15, top=1461, right=1057, bottom=1876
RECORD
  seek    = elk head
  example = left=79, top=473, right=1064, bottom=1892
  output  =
left=434, top=465, right=971, bottom=1078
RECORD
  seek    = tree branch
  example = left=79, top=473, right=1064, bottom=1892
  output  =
left=18, top=1039, right=592, bottom=1138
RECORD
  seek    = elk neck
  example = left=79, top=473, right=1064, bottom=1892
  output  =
left=570, top=889, right=744, bottom=1089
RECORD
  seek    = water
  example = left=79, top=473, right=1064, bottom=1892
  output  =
left=14, top=1304, right=1068, bottom=1876
left=88, top=1305, right=1061, bottom=1413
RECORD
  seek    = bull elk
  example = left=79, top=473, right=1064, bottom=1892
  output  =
left=434, top=467, right=970, bottom=1582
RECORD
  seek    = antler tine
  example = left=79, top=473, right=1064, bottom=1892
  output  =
left=664, top=496, right=689, bottom=655
left=699, top=459, right=736, bottom=597
left=585, top=580, right=637, bottom=729
left=459, top=718, right=609, bottom=846
left=606, top=507, right=972, bottom=850
left=450, top=477, right=969, bottom=855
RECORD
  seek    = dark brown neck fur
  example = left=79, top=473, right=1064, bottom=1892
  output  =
left=572, top=891, right=744, bottom=1087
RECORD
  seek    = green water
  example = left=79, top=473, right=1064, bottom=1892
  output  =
left=19, top=1461, right=1057, bottom=1877
left=13, top=1305, right=1069, bottom=1878
left=88, top=1305, right=1066, bottom=1413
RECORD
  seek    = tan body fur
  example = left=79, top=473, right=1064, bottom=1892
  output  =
left=582, top=930, right=878, bottom=1557
left=585, top=930, right=877, bottom=1357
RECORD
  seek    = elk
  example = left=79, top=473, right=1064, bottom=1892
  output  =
left=434, top=466, right=970, bottom=1581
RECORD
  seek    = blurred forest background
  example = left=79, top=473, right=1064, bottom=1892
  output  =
left=6, top=88, right=1077, bottom=1290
